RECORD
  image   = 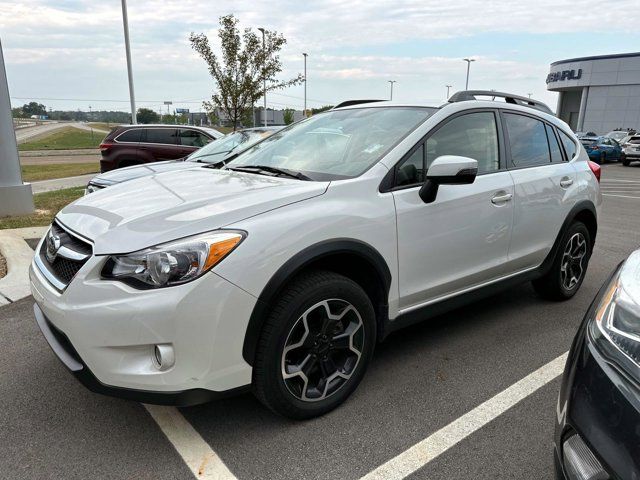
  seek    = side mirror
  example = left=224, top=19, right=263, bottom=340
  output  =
left=419, top=155, right=478, bottom=203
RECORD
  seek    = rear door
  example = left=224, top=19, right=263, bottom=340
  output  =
left=178, top=128, right=214, bottom=157
left=502, top=111, right=577, bottom=271
left=391, top=110, right=515, bottom=309
left=139, top=128, right=180, bottom=162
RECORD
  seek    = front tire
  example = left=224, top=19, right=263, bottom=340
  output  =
left=253, top=270, right=376, bottom=419
left=532, top=222, right=591, bottom=301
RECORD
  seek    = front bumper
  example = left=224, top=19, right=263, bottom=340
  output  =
left=555, top=271, right=640, bottom=479
left=30, top=250, right=257, bottom=405
left=33, top=302, right=248, bottom=406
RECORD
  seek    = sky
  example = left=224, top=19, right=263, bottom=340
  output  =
left=2, top=0, right=640, bottom=114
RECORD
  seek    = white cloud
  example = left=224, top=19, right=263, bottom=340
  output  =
left=1, top=0, right=634, bottom=111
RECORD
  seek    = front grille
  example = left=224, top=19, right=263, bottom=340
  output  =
left=37, top=221, right=93, bottom=290
left=49, top=256, right=84, bottom=284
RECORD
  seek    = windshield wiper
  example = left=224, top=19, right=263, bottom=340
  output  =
left=227, top=165, right=311, bottom=181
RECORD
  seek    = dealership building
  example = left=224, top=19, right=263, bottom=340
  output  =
left=547, top=52, right=640, bottom=134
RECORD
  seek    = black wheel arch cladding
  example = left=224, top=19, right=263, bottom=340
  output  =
left=242, top=238, right=391, bottom=366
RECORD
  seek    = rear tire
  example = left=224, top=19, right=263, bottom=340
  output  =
left=532, top=222, right=591, bottom=301
left=622, top=156, right=630, bottom=166
left=253, top=270, right=376, bottom=419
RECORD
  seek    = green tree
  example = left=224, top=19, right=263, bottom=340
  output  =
left=21, top=102, right=47, bottom=116
left=11, top=107, right=23, bottom=118
left=311, top=105, right=334, bottom=115
left=283, top=108, right=295, bottom=125
left=137, top=108, right=160, bottom=124
left=189, top=15, right=303, bottom=130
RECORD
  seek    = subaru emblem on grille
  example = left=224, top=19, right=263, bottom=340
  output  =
left=46, top=233, right=61, bottom=262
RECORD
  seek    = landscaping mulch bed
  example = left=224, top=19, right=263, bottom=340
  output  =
left=0, top=252, right=6, bottom=279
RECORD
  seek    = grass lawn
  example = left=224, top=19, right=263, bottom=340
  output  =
left=0, top=187, right=85, bottom=230
left=18, top=127, right=104, bottom=151
left=22, top=163, right=99, bottom=182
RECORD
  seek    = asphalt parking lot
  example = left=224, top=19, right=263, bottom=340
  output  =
left=2, top=162, right=640, bottom=480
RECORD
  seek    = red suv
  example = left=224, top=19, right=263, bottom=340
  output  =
left=98, top=124, right=224, bottom=172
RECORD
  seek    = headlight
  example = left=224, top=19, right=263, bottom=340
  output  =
left=589, top=252, right=640, bottom=382
left=101, top=230, right=245, bottom=288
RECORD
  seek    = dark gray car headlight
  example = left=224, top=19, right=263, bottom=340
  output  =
left=101, top=230, right=245, bottom=288
left=589, top=253, right=640, bottom=382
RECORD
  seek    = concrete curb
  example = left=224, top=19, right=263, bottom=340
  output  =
left=0, top=226, right=47, bottom=305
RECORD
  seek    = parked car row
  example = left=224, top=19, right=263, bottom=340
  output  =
left=87, top=127, right=281, bottom=193
left=580, top=136, right=623, bottom=164
left=98, top=124, right=224, bottom=172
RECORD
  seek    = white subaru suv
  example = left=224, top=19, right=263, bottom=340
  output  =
left=30, top=91, right=602, bottom=419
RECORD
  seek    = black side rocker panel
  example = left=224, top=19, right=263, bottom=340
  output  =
left=242, top=238, right=392, bottom=365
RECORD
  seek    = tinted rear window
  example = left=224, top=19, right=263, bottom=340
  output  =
left=116, top=129, right=142, bottom=142
left=504, top=113, right=550, bottom=167
left=629, top=137, right=640, bottom=145
left=581, top=139, right=597, bottom=147
left=144, top=128, right=178, bottom=145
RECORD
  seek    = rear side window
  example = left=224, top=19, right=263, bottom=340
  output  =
left=504, top=113, right=550, bottom=167
left=116, top=129, right=142, bottom=143
left=179, top=129, right=211, bottom=147
left=559, top=130, right=578, bottom=160
left=545, top=125, right=564, bottom=163
left=630, top=136, right=640, bottom=145
left=425, top=112, right=500, bottom=175
left=144, top=128, right=178, bottom=145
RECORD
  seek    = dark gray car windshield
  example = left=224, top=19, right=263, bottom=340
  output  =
left=188, top=130, right=274, bottom=163
left=225, top=107, right=436, bottom=180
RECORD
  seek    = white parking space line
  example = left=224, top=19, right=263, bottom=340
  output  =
left=603, top=194, right=640, bottom=200
left=360, top=352, right=568, bottom=480
left=144, top=405, right=238, bottom=480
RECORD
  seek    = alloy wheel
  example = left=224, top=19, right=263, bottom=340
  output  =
left=560, top=232, right=587, bottom=290
left=281, top=299, right=364, bottom=402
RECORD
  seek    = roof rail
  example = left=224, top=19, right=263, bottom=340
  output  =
left=333, top=99, right=385, bottom=109
left=448, top=90, right=554, bottom=115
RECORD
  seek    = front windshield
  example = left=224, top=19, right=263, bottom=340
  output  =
left=607, top=131, right=628, bottom=141
left=188, top=130, right=274, bottom=163
left=225, top=107, right=435, bottom=180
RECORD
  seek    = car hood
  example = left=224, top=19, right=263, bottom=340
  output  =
left=90, top=160, right=198, bottom=186
left=58, top=168, right=329, bottom=255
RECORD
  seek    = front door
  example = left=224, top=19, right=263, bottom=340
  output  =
left=391, top=110, right=515, bottom=311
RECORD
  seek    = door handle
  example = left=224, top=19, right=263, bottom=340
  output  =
left=491, top=192, right=513, bottom=204
left=560, top=177, right=573, bottom=188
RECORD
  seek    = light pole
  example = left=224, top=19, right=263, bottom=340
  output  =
left=388, top=80, right=397, bottom=100
left=303, top=53, right=308, bottom=117
left=463, top=58, right=475, bottom=90
left=446, top=84, right=452, bottom=99
left=0, top=38, right=33, bottom=216
left=258, top=27, right=267, bottom=126
left=121, top=0, right=136, bottom=124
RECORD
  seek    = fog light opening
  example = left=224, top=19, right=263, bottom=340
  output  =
left=562, top=434, right=609, bottom=480
left=153, top=344, right=175, bottom=371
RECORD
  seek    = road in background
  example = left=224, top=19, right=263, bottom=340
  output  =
left=1, top=163, right=638, bottom=479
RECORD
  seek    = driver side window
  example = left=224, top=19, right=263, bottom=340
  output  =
left=426, top=112, right=499, bottom=174
left=393, top=111, right=500, bottom=188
